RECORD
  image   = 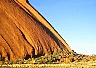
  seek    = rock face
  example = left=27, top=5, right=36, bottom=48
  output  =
left=0, top=0, right=71, bottom=61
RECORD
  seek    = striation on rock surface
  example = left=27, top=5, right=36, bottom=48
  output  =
left=0, top=0, right=72, bottom=61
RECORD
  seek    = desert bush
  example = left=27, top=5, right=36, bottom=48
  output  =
left=14, top=58, right=24, bottom=64
left=70, top=57, right=75, bottom=62
left=91, top=55, right=96, bottom=61
left=8, top=60, right=14, bottom=64
left=0, top=61, right=3, bottom=65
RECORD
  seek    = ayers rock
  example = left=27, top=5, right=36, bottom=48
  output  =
left=0, top=0, right=72, bottom=61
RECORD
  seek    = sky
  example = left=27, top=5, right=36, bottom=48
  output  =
left=29, top=0, right=96, bottom=55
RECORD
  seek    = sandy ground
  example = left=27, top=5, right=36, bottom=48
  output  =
left=0, top=60, right=96, bottom=68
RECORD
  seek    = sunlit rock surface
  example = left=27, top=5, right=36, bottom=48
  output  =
left=0, top=0, right=71, bottom=61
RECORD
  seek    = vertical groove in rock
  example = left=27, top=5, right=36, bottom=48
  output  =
left=0, top=34, right=14, bottom=60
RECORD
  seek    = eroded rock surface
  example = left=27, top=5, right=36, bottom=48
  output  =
left=0, top=0, right=71, bottom=61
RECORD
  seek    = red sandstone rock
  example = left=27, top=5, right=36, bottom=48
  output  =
left=0, top=0, right=71, bottom=61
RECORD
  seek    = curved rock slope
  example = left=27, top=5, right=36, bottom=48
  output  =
left=0, top=0, right=72, bottom=61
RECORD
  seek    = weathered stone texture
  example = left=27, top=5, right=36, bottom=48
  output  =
left=0, top=0, right=71, bottom=61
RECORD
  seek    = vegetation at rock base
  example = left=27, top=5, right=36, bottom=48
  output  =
left=0, top=50, right=96, bottom=65
left=33, top=50, right=96, bottom=64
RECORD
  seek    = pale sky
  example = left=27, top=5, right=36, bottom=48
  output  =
left=29, top=0, right=96, bottom=55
